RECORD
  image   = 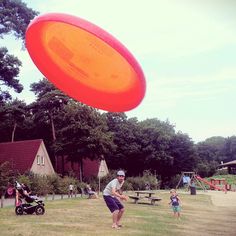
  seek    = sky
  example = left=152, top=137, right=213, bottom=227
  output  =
left=1, top=0, right=236, bottom=143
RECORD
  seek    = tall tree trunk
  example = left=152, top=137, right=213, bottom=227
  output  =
left=50, top=113, right=56, bottom=141
left=79, top=158, right=83, bottom=182
left=1, top=195, right=4, bottom=208
left=50, top=113, right=57, bottom=172
left=62, top=155, right=65, bottom=175
left=11, top=122, right=17, bottom=142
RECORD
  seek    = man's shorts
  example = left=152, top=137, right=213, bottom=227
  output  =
left=172, top=205, right=181, bottom=212
left=103, top=195, right=124, bottom=213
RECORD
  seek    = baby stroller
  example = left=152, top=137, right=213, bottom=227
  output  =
left=15, top=181, right=45, bottom=215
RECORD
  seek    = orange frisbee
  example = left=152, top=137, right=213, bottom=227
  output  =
left=26, top=13, right=146, bottom=112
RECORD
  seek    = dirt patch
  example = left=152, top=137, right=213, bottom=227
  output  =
left=201, top=190, right=236, bottom=207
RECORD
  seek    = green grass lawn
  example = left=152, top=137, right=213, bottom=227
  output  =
left=1, top=191, right=236, bottom=236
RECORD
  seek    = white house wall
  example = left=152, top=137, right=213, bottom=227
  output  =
left=98, top=159, right=109, bottom=177
left=30, top=142, right=55, bottom=175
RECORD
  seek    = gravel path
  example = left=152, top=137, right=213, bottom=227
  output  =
left=1, top=194, right=83, bottom=207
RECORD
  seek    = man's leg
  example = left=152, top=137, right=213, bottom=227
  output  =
left=117, top=208, right=125, bottom=226
left=112, top=210, right=119, bottom=227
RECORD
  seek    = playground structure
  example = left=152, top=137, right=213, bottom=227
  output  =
left=176, top=172, right=229, bottom=192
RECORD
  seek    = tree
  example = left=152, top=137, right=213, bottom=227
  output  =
left=0, top=47, right=22, bottom=102
left=58, top=102, right=115, bottom=160
left=169, top=132, right=197, bottom=175
left=0, top=161, right=15, bottom=198
left=0, top=0, right=38, bottom=102
left=138, top=119, right=175, bottom=183
left=30, top=79, right=69, bottom=141
left=105, top=113, right=142, bottom=174
left=222, top=136, right=236, bottom=162
left=29, top=79, right=70, bottom=170
left=30, top=78, right=57, bottom=99
left=0, top=0, right=38, bottom=40
left=0, top=99, right=26, bottom=142
left=56, top=102, right=115, bottom=180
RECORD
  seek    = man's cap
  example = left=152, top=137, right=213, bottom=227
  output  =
left=117, top=170, right=125, bottom=176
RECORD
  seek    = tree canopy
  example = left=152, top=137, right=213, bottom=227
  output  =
left=0, top=0, right=38, bottom=102
left=0, top=0, right=38, bottom=40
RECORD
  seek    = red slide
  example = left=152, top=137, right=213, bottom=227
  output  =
left=195, top=175, right=226, bottom=191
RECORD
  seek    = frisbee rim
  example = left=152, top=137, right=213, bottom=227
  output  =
left=26, top=13, right=146, bottom=112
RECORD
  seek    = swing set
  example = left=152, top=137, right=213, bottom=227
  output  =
left=176, top=172, right=207, bottom=191
left=176, top=171, right=227, bottom=192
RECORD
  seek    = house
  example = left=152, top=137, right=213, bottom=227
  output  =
left=218, top=160, right=236, bottom=174
left=84, top=158, right=109, bottom=178
left=56, top=156, right=109, bottom=181
left=0, top=139, right=55, bottom=175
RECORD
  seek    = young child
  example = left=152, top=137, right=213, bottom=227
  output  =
left=169, top=189, right=181, bottom=219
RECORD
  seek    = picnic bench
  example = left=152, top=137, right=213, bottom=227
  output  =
left=148, top=196, right=162, bottom=205
left=129, top=191, right=162, bottom=205
left=129, top=195, right=141, bottom=204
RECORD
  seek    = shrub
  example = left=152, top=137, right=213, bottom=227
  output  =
left=47, top=174, right=61, bottom=194
left=58, top=176, right=78, bottom=194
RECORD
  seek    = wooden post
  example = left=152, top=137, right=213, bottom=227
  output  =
left=1, top=195, right=4, bottom=208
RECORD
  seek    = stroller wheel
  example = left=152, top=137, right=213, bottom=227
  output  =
left=35, top=205, right=45, bottom=215
left=15, top=206, right=23, bottom=215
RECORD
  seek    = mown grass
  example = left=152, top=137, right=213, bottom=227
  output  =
left=0, top=191, right=236, bottom=236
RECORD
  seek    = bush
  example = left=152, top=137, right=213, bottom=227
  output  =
left=83, top=175, right=99, bottom=191
left=0, top=161, right=15, bottom=197
left=47, top=174, right=61, bottom=194
left=168, top=174, right=181, bottom=188
left=30, top=174, right=52, bottom=196
left=215, top=169, right=229, bottom=175
left=58, top=176, right=78, bottom=194
left=127, top=171, right=158, bottom=190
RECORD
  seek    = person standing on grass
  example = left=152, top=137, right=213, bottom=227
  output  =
left=69, top=183, right=74, bottom=198
left=169, top=189, right=181, bottom=219
left=103, top=170, right=128, bottom=229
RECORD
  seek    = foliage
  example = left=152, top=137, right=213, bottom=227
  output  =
left=0, top=0, right=38, bottom=102
left=167, top=174, right=181, bottom=189
left=0, top=0, right=38, bottom=40
left=98, top=170, right=158, bottom=191
left=16, top=172, right=80, bottom=195
left=17, top=174, right=31, bottom=187
left=0, top=47, right=22, bottom=102
left=215, top=168, right=229, bottom=175
left=195, top=160, right=219, bottom=177
left=105, top=115, right=197, bottom=186
left=208, top=174, right=236, bottom=185
left=125, top=173, right=158, bottom=191
left=46, top=174, right=61, bottom=194
left=29, top=79, right=69, bottom=142
left=0, top=99, right=26, bottom=142
left=56, top=101, right=115, bottom=161
left=24, top=173, right=52, bottom=196
left=58, top=176, right=78, bottom=194
left=0, top=161, right=15, bottom=196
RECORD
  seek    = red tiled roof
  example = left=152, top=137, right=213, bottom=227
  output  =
left=0, top=139, right=43, bottom=173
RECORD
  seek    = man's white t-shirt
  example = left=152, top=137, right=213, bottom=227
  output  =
left=69, top=184, right=74, bottom=191
left=103, top=179, right=122, bottom=196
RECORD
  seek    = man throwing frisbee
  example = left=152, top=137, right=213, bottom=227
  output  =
left=103, top=170, right=128, bottom=229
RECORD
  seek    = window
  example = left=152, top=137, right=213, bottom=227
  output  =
left=37, top=155, right=45, bottom=165
left=37, top=155, right=40, bottom=165
left=41, top=156, right=45, bottom=166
